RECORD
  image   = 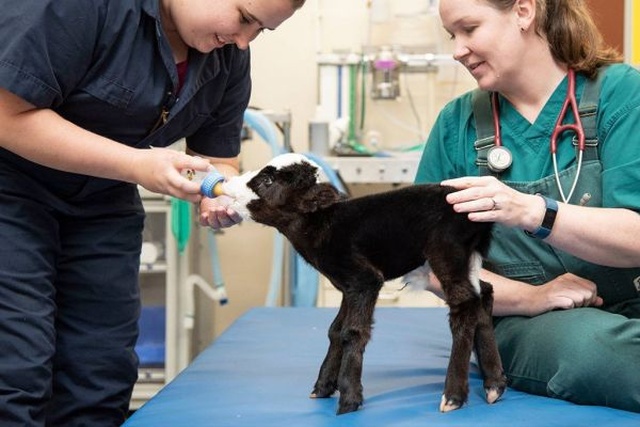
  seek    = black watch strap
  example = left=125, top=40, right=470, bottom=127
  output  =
left=525, top=195, right=558, bottom=239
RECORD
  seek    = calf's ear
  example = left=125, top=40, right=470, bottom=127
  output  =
left=297, top=184, right=342, bottom=213
left=283, top=163, right=318, bottom=190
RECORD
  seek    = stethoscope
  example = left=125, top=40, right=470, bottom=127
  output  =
left=487, top=69, right=585, bottom=203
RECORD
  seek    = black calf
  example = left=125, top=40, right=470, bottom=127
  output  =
left=223, top=154, right=506, bottom=414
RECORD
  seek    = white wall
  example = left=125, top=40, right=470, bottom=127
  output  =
left=247, top=0, right=475, bottom=155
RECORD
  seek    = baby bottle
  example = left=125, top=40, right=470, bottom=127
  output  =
left=183, top=167, right=225, bottom=198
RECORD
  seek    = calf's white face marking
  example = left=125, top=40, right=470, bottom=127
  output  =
left=221, top=171, right=259, bottom=221
left=266, top=153, right=318, bottom=170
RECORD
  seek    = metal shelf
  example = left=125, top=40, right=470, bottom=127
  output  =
left=130, top=382, right=164, bottom=410
left=139, top=263, right=168, bottom=274
left=322, top=155, right=419, bottom=184
left=132, top=194, right=180, bottom=409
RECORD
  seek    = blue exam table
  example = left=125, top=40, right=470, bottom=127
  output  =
left=124, top=307, right=640, bottom=426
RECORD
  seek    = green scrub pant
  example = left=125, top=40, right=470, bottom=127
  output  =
left=494, top=298, right=640, bottom=413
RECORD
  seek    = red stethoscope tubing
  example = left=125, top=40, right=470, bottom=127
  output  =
left=491, top=91, right=502, bottom=148
left=490, top=69, right=586, bottom=203
left=550, top=69, right=585, bottom=154
left=490, top=69, right=586, bottom=153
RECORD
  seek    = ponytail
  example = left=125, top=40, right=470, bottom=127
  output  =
left=540, top=0, right=622, bottom=77
left=487, top=0, right=622, bottom=78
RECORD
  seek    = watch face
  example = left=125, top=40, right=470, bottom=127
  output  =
left=487, top=146, right=513, bottom=172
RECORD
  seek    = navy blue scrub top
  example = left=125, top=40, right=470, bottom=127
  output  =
left=0, top=0, right=251, bottom=159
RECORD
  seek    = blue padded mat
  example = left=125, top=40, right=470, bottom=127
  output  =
left=124, top=307, right=640, bottom=426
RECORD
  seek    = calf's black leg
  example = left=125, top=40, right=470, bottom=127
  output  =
left=311, top=299, right=348, bottom=398
left=429, top=247, right=484, bottom=412
left=334, top=284, right=380, bottom=414
left=441, top=293, right=481, bottom=412
left=474, top=280, right=507, bottom=404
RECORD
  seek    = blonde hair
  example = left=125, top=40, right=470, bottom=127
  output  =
left=487, top=0, right=622, bottom=78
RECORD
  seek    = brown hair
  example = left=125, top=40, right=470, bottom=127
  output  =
left=487, top=0, right=622, bottom=78
left=291, top=0, right=306, bottom=10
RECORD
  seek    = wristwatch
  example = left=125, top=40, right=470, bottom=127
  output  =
left=525, top=194, right=558, bottom=239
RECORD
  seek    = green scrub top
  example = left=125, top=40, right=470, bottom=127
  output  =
left=415, top=63, right=640, bottom=306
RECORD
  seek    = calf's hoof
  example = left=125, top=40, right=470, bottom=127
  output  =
left=310, top=391, right=332, bottom=399
left=310, top=382, right=336, bottom=398
left=485, top=384, right=506, bottom=404
left=337, top=398, right=362, bottom=415
left=439, top=394, right=464, bottom=412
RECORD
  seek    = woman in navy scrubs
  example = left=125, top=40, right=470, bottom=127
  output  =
left=0, top=0, right=304, bottom=425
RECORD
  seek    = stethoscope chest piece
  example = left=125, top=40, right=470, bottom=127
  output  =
left=487, top=145, right=513, bottom=173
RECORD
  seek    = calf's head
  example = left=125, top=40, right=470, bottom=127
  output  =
left=222, top=153, right=342, bottom=226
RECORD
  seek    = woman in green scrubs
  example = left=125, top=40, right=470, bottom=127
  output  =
left=415, top=0, right=640, bottom=412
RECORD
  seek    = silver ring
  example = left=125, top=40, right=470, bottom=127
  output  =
left=490, top=198, right=497, bottom=211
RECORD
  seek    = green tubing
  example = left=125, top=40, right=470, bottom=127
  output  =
left=347, top=62, right=371, bottom=155
left=359, top=59, right=367, bottom=131
left=348, top=63, right=358, bottom=144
